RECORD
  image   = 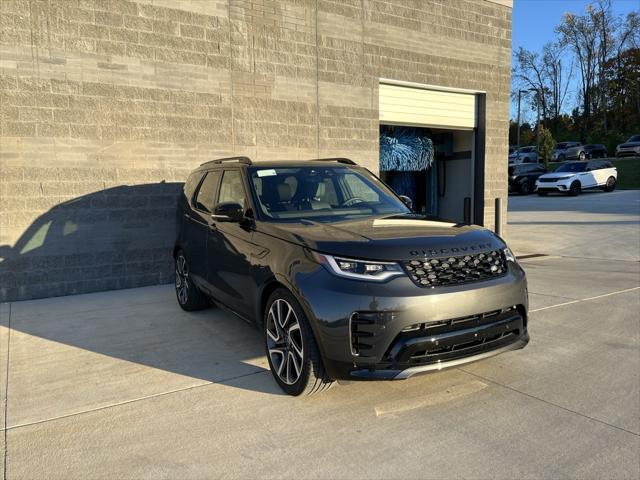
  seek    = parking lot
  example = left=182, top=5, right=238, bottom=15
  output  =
left=1, top=191, right=639, bottom=479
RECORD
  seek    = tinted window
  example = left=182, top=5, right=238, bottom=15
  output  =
left=535, top=165, right=547, bottom=172
left=603, top=161, right=613, bottom=168
left=218, top=170, right=246, bottom=207
left=194, top=171, right=220, bottom=212
left=184, top=172, right=204, bottom=200
left=627, top=135, right=640, bottom=142
left=248, top=166, right=409, bottom=220
left=556, top=143, right=568, bottom=149
left=555, top=162, right=587, bottom=173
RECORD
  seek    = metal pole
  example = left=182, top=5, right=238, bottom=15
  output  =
left=494, top=197, right=502, bottom=236
left=463, top=197, right=471, bottom=225
left=516, top=90, right=521, bottom=148
left=535, top=90, right=541, bottom=160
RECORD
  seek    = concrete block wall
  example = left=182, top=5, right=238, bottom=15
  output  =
left=0, top=0, right=512, bottom=301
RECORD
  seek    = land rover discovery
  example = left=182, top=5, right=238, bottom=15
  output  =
left=174, top=157, right=529, bottom=396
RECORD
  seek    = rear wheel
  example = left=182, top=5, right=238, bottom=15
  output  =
left=569, top=181, right=581, bottom=196
left=603, top=176, right=616, bottom=192
left=264, top=289, right=334, bottom=396
left=578, top=151, right=586, bottom=161
left=175, top=251, right=209, bottom=311
left=558, top=154, right=566, bottom=161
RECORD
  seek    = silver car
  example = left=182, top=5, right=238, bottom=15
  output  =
left=616, top=135, right=640, bottom=158
left=552, top=142, right=585, bottom=161
left=508, top=146, right=538, bottom=164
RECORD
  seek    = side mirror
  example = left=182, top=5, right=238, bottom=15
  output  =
left=212, top=202, right=244, bottom=222
left=398, top=195, right=413, bottom=211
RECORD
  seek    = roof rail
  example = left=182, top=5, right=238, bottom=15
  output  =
left=200, top=156, right=252, bottom=167
left=309, top=157, right=357, bottom=165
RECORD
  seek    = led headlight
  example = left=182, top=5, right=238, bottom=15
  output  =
left=503, top=247, right=517, bottom=263
left=313, top=253, right=404, bottom=281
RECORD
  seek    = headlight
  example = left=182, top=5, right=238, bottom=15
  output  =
left=503, top=247, right=516, bottom=263
left=313, top=253, right=404, bottom=281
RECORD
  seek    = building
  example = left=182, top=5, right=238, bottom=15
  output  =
left=0, top=0, right=513, bottom=302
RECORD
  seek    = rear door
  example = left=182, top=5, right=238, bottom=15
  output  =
left=206, top=168, right=257, bottom=317
left=185, top=170, right=221, bottom=292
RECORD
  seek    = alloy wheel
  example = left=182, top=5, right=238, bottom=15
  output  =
left=175, top=255, right=189, bottom=305
left=266, top=299, right=304, bottom=385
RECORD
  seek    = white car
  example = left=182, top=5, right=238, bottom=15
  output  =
left=535, top=160, right=617, bottom=196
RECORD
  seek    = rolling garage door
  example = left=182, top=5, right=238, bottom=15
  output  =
left=379, top=82, right=477, bottom=130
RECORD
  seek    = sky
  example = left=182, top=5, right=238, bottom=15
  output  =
left=510, top=0, right=639, bottom=121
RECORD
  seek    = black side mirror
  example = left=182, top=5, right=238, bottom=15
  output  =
left=212, top=202, right=244, bottom=222
left=398, top=195, right=413, bottom=211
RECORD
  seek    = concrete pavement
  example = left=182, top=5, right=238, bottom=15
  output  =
left=507, top=189, right=640, bottom=261
left=1, top=193, right=639, bottom=479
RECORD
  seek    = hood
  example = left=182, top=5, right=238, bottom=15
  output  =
left=619, top=142, right=640, bottom=148
left=257, top=214, right=505, bottom=261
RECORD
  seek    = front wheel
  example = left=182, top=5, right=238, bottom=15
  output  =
left=175, top=251, right=209, bottom=311
left=578, top=151, right=586, bottom=161
left=569, top=181, right=581, bottom=196
left=520, top=180, right=531, bottom=195
left=264, top=289, right=334, bottom=396
left=603, top=176, right=616, bottom=192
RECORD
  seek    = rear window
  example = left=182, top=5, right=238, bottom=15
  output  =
left=194, top=171, right=220, bottom=212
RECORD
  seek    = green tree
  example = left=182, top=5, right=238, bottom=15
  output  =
left=538, top=127, right=556, bottom=165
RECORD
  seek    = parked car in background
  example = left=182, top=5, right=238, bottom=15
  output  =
left=616, top=135, right=640, bottom=157
left=509, top=163, right=547, bottom=195
left=508, top=145, right=517, bottom=156
left=582, top=144, right=608, bottom=159
left=508, top=146, right=538, bottom=164
left=552, top=141, right=585, bottom=161
left=535, top=160, right=617, bottom=196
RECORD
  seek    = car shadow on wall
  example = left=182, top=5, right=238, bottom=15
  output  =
left=0, top=183, right=280, bottom=395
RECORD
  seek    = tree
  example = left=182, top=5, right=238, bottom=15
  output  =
left=557, top=9, right=599, bottom=138
left=538, top=127, right=556, bottom=165
left=512, top=47, right=549, bottom=125
left=542, top=43, right=573, bottom=130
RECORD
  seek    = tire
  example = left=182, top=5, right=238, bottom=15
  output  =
left=264, top=288, right=334, bottom=396
left=603, top=176, right=616, bottom=192
left=174, top=250, right=209, bottom=311
left=569, top=181, right=581, bottom=196
left=578, top=151, right=586, bottom=161
left=558, top=154, right=566, bottom=162
left=520, top=180, right=531, bottom=195
left=522, top=157, right=529, bottom=163
left=537, top=191, right=548, bottom=196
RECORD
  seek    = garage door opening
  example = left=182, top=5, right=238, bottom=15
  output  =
left=379, top=126, right=474, bottom=223
left=378, top=82, right=479, bottom=224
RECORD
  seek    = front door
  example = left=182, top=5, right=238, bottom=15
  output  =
left=207, top=168, right=256, bottom=317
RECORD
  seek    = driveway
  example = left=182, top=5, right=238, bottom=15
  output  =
left=1, top=192, right=639, bottom=479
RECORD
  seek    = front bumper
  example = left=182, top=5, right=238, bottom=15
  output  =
left=535, top=180, right=572, bottom=193
left=616, top=147, right=640, bottom=157
left=294, top=262, right=528, bottom=381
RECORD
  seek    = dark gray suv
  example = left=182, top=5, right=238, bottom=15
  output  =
left=174, top=157, right=529, bottom=395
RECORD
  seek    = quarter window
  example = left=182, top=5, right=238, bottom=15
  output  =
left=194, top=171, right=220, bottom=212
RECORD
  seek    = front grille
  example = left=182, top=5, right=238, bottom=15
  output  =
left=403, top=250, right=507, bottom=288
left=539, top=177, right=560, bottom=182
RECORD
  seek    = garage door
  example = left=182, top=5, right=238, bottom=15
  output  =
left=379, top=83, right=477, bottom=130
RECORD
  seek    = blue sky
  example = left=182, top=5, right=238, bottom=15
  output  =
left=510, top=0, right=639, bottom=121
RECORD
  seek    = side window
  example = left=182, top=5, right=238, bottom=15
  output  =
left=342, top=173, right=379, bottom=203
left=184, top=172, right=204, bottom=200
left=603, top=161, right=613, bottom=169
left=218, top=170, right=246, bottom=207
left=194, top=171, right=220, bottom=213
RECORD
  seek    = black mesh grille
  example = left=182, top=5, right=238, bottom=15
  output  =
left=538, top=177, right=560, bottom=182
left=403, top=250, right=507, bottom=288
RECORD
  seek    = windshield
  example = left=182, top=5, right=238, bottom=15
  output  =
left=556, top=143, right=569, bottom=149
left=555, top=162, right=587, bottom=173
left=628, top=135, right=640, bottom=142
left=248, top=166, right=410, bottom=221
